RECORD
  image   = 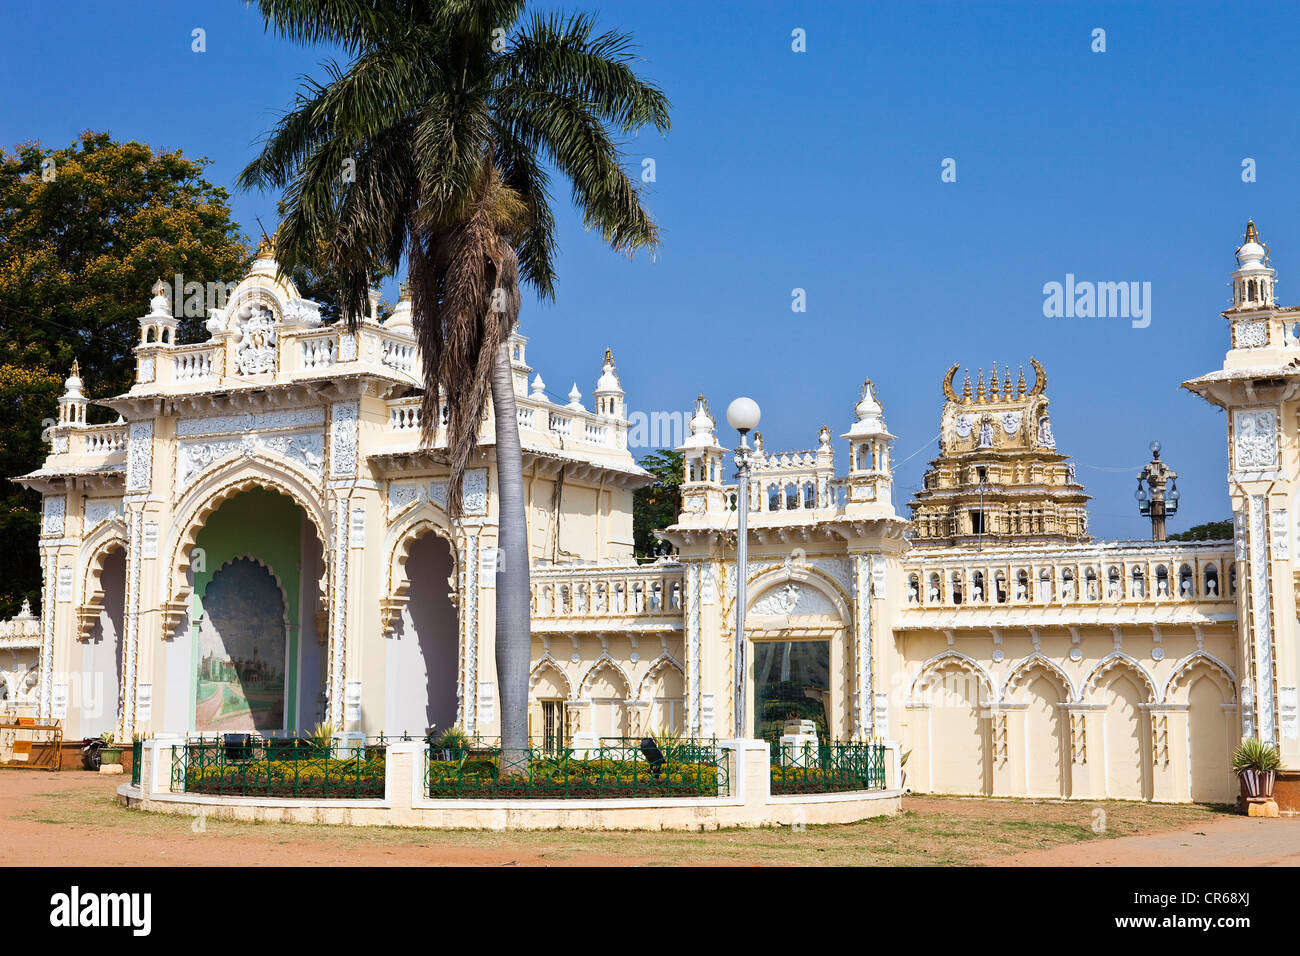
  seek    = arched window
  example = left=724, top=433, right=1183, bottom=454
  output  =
left=1062, top=568, right=1075, bottom=601
left=1015, top=569, right=1030, bottom=601
left=1178, top=563, right=1194, bottom=598
left=995, top=570, right=1008, bottom=603
left=908, top=574, right=920, bottom=604
left=767, top=484, right=780, bottom=511
left=950, top=571, right=963, bottom=605
left=928, top=572, right=941, bottom=603
left=785, top=482, right=799, bottom=510
left=1155, top=564, right=1170, bottom=597
left=1038, top=567, right=1052, bottom=601
left=1085, top=566, right=1098, bottom=600
left=803, top=481, right=816, bottom=509
left=1131, top=565, right=1146, bottom=598
left=971, top=571, right=985, bottom=603
left=1204, top=563, right=1219, bottom=597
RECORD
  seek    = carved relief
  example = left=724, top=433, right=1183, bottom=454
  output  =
left=1233, top=409, right=1277, bottom=471
left=232, top=301, right=279, bottom=375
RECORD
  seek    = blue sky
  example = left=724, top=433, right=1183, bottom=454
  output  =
left=2, top=0, right=1296, bottom=539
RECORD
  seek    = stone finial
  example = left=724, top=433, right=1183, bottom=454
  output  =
left=567, top=382, right=583, bottom=409
left=256, top=234, right=275, bottom=258
left=149, top=280, right=172, bottom=317
left=530, top=372, right=547, bottom=401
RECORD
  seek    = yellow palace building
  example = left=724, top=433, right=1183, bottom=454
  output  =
left=5, top=223, right=1295, bottom=805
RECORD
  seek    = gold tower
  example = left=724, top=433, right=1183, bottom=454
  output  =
left=908, top=358, right=1090, bottom=547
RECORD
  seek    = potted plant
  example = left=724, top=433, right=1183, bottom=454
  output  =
left=99, top=731, right=123, bottom=766
left=1232, top=737, right=1280, bottom=802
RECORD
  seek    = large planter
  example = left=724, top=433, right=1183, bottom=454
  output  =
left=1238, top=768, right=1276, bottom=801
left=99, top=747, right=123, bottom=765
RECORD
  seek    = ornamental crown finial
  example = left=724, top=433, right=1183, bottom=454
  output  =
left=256, top=234, right=274, bottom=258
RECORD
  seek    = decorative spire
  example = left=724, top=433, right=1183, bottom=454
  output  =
left=990, top=361, right=999, bottom=397
left=70, top=359, right=80, bottom=380
left=976, top=368, right=986, bottom=402
left=256, top=234, right=275, bottom=258
left=1017, top=365, right=1026, bottom=398
left=530, top=372, right=547, bottom=401
left=962, top=369, right=971, bottom=401
left=1003, top=365, right=1012, bottom=396
left=567, top=382, right=583, bottom=409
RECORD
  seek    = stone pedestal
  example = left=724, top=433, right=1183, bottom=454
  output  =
left=1247, top=799, right=1280, bottom=818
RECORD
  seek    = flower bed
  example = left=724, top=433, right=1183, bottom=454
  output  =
left=176, top=743, right=386, bottom=798
left=768, top=740, right=887, bottom=795
left=425, top=743, right=727, bottom=799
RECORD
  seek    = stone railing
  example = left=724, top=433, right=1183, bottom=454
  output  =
left=172, top=345, right=221, bottom=384
left=78, top=423, right=128, bottom=455
left=901, top=541, right=1236, bottom=609
left=723, top=476, right=847, bottom=515
left=297, top=329, right=338, bottom=371
left=0, top=601, right=40, bottom=647
left=530, top=564, right=685, bottom=626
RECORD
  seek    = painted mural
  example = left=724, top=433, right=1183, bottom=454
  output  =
left=196, top=558, right=286, bottom=732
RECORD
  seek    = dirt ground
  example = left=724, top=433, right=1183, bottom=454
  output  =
left=3, top=769, right=1294, bottom=866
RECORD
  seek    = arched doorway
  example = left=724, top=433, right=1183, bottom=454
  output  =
left=196, top=558, right=287, bottom=733
left=1022, top=672, right=1068, bottom=797
left=185, top=488, right=325, bottom=734
left=81, top=546, right=126, bottom=737
left=1184, top=667, right=1235, bottom=803
left=1101, top=673, right=1149, bottom=800
left=923, top=662, right=992, bottom=795
left=385, top=532, right=458, bottom=738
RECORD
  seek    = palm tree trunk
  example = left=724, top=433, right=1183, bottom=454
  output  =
left=490, top=340, right=531, bottom=773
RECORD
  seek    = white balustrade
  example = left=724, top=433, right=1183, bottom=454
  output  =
left=173, top=349, right=217, bottom=383
left=82, top=427, right=127, bottom=454
left=531, top=567, right=684, bottom=622
left=301, top=335, right=337, bottom=370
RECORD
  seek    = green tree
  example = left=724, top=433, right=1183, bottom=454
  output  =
left=0, top=132, right=250, bottom=618
left=634, top=450, right=683, bottom=559
left=1169, top=519, right=1234, bottom=542
left=240, top=0, right=669, bottom=763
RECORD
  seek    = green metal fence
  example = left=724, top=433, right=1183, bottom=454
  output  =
left=767, top=737, right=887, bottom=794
left=425, top=737, right=729, bottom=799
left=173, top=738, right=385, bottom=798
left=130, top=739, right=142, bottom=786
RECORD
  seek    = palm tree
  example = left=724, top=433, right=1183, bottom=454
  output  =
left=239, top=0, right=668, bottom=767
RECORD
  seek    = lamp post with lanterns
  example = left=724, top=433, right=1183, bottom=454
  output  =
left=726, top=396, right=761, bottom=738
left=1135, top=441, right=1179, bottom=541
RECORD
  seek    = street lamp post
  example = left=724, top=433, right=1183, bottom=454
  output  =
left=1135, top=440, right=1179, bottom=541
left=726, top=397, right=761, bottom=739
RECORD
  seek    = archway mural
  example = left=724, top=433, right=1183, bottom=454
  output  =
left=196, top=557, right=287, bottom=732
left=185, top=487, right=324, bottom=733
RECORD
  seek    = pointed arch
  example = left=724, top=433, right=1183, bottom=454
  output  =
left=161, top=456, right=331, bottom=634
left=1162, top=651, right=1237, bottom=703
left=908, top=650, right=997, bottom=703
left=529, top=657, right=573, bottom=699
left=382, top=501, right=458, bottom=631
left=1082, top=652, right=1158, bottom=701
left=636, top=653, right=685, bottom=702
left=77, top=519, right=128, bottom=641
left=725, top=562, right=852, bottom=627
left=1002, top=653, right=1077, bottom=702
left=578, top=655, right=633, bottom=699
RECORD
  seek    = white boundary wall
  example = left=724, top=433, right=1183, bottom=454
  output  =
left=119, top=737, right=902, bottom=831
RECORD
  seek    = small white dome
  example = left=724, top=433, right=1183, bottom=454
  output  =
left=530, top=372, right=548, bottom=400
left=62, top=361, right=85, bottom=400
left=567, top=383, right=583, bottom=409
left=677, top=395, right=726, bottom=455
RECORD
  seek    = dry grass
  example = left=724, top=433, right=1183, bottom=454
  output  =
left=6, top=776, right=1234, bottom=866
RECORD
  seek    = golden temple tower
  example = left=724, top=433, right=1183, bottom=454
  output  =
left=908, top=358, right=1090, bottom=547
